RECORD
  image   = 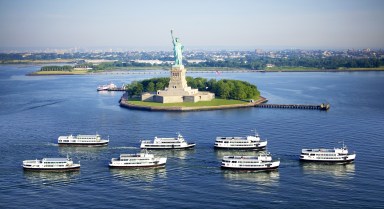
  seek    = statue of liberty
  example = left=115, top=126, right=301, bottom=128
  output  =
left=171, top=30, right=184, bottom=66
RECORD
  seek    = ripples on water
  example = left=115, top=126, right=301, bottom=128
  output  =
left=0, top=66, right=383, bottom=208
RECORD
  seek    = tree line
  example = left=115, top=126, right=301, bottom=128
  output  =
left=40, top=65, right=73, bottom=71
left=36, top=56, right=384, bottom=72
left=125, top=77, right=260, bottom=100
left=187, top=56, right=384, bottom=70
left=92, top=57, right=383, bottom=71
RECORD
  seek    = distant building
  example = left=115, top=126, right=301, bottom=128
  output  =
left=323, top=51, right=332, bottom=57
left=132, top=59, right=163, bottom=65
left=186, top=59, right=206, bottom=64
left=255, top=49, right=264, bottom=54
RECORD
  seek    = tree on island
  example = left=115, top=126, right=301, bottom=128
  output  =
left=125, top=77, right=260, bottom=100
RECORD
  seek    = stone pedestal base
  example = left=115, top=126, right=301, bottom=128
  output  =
left=141, top=65, right=215, bottom=103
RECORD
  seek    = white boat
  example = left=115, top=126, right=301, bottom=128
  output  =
left=109, top=150, right=167, bottom=168
left=97, top=83, right=117, bottom=91
left=58, top=134, right=109, bottom=146
left=221, top=152, right=280, bottom=170
left=23, top=155, right=80, bottom=171
left=300, top=143, right=356, bottom=163
left=140, top=133, right=195, bottom=149
left=214, top=131, right=267, bottom=149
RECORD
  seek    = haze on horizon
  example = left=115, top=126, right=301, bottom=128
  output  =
left=1, top=0, right=383, bottom=51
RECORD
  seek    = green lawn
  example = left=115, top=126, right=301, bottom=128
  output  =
left=32, top=70, right=88, bottom=75
left=347, top=67, right=384, bottom=71
left=128, top=98, right=249, bottom=107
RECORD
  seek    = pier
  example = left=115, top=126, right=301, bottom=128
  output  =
left=106, top=88, right=126, bottom=91
left=255, top=103, right=330, bottom=111
left=97, top=88, right=126, bottom=92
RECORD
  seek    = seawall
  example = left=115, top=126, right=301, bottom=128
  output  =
left=119, top=95, right=268, bottom=112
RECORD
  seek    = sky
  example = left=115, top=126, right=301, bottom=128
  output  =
left=0, top=0, right=384, bottom=51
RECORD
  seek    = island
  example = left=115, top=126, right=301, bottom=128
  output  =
left=119, top=76, right=267, bottom=111
left=118, top=30, right=266, bottom=111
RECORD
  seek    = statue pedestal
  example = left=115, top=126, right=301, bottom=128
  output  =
left=155, top=65, right=197, bottom=103
left=142, top=65, right=215, bottom=103
left=168, top=65, right=189, bottom=91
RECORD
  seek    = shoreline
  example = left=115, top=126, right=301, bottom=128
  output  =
left=119, top=95, right=268, bottom=112
left=24, top=67, right=384, bottom=76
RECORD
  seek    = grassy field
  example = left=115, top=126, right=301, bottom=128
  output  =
left=346, top=67, right=384, bottom=71
left=128, top=98, right=249, bottom=107
left=31, top=70, right=88, bottom=75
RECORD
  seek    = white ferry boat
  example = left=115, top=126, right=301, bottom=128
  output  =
left=22, top=155, right=80, bottom=171
left=109, top=150, right=167, bottom=168
left=97, top=82, right=117, bottom=91
left=214, top=131, right=267, bottom=149
left=58, top=134, right=109, bottom=146
left=300, top=143, right=356, bottom=163
left=221, top=152, right=280, bottom=170
left=140, top=133, right=195, bottom=149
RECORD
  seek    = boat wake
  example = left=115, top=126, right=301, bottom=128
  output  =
left=23, top=99, right=65, bottom=111
left=110, top=146, right=138, bottom=150
left=45, top=143, right=58, bottom=147
left=0, top=99, right=66, bottom=116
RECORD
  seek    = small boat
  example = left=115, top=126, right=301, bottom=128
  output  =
left=140, top=133, right=195, bottom=149
left=58, top=134, right=109, bottom=146
left=109, top=150, right=167, bottom=168
left=97, top=83, right=117, bottom=91
left=214, top=130, right=267, bottom=149
left=221, top=152, right=280, bottom=170
left=300, top=143, right=356, bottom=163
left=23, top=155, right=80, bottom=171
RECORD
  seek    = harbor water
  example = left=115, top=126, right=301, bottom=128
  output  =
left=0, top=65, right=383, bottom=208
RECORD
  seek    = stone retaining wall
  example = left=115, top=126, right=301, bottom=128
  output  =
left=119, top=96, right=267, bottom=112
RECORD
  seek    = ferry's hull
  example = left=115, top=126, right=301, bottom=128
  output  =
left=140, top=143, right=195, bottom=149
left=58, top=142, right=108, bottom=147
left=299, top=158, right=355, bottom=163
left=221, top=165, right=279, bottom=171
left=221, top=160, right=280, bottom=171
left=23, top=166, right=80, bottom=172
left=109, top=163, right=166, bottom=168
left=214, top=145, right=266, bottom=150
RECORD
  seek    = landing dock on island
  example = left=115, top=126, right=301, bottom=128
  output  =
left=255, top=103, right=330, bottom=111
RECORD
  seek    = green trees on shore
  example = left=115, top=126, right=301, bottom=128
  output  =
left=125, top=77, right=260, bottom=100
left=186, top=56, right=382, bottom=70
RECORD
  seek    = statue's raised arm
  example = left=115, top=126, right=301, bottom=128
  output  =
left=171, top=30, right=176, bottom=45
left=170, top=30, right=183, bottom=66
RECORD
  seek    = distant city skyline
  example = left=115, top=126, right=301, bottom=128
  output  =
left=1, top=0, right=383, bottom=51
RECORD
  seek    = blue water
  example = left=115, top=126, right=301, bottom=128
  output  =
left=0, top=65, right=383, bottom=209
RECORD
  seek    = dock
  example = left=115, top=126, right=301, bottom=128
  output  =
left=255, top=103, right=330, bottom=111
left=107, top=88, right=126, bottom=91
left=97, top=88, right=126, bottom=92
